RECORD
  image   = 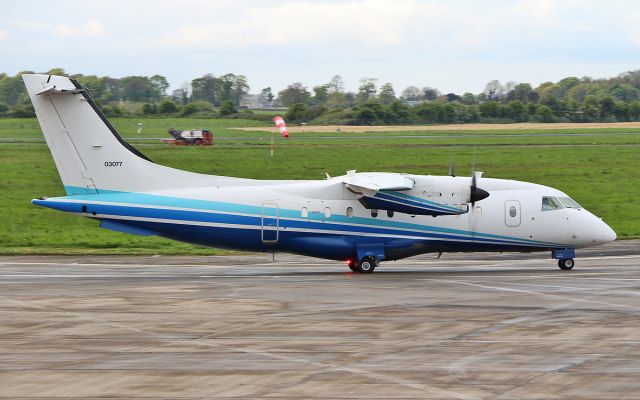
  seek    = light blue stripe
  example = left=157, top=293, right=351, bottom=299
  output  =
left=59, top=185, right=556, bottom=246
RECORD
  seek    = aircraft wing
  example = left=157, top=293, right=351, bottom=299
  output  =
left=342, top=170, right=414, bottom=196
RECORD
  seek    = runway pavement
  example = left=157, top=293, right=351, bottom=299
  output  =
left=1, top=241, right=639, bottom=399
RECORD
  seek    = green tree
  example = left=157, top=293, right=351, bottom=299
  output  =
left=179, top=101, right=213, bottom=116
left=400, top=86, right=422, bottom=101
left=356, top=78, right=378, bottom=104
left=479, top=101, right=502, bottom=118
left=158, top=100, right=178, bottom=114
left=600, top=96, right=615, bottom=118
left=507, top=100, right=527, bottom=122
left=285, top=103, right=309, bottom=121
left=277, top=83, right=311, bottom=107
left=312, top=84, right=330, bottom=106
left=536, top=105, right=554, bottom=122
left=219, top=100, right=237, bottom=116
left=387, top=100, right=411, bottom=123
left=507, top=83, right=533, bottom=103
left=120, top=76, right=155, bottom=102
left=378, top=83, right=396, bottom=105
left=327, top=75, right=345, bottom=93
left=422, top=87, right=440, bottom=101
left=460, top=92, right=476, bottom=105
left=142, top=103, right=157, bottom=115
left=150, top=74, right=170, bottom=101
left=261, top=87, right=274, bottom=103
left=629, top=101, right=640, bottom=120
left=353, top=101, right=387, bottom=125
left=191, top=74, right=219, bottom=105
left=232, top=74, right=249, bottom=106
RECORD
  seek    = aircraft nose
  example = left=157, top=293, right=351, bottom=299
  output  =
left=595, top=220, right=617, bottom=244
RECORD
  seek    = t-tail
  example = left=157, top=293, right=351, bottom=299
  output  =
left=22, top=74, right=243, bottom=195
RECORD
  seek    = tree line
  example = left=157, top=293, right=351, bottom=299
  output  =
left=2, top=67, right=640, bottom=124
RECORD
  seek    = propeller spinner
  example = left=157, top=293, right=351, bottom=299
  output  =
left=470, top=171, right=490, bottom=206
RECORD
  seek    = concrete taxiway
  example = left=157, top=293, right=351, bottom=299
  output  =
left=1, top=241, right=639, bottom=399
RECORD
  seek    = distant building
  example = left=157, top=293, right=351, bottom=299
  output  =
left=239, top=94, right=272, bottom=109
left=402, top=100, right=422, bottom=107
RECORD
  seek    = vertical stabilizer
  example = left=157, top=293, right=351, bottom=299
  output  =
left=23, top=74, right=244, bottom=194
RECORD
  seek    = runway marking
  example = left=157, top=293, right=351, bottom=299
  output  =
left=493, top=281, right=640, bottom=296
left=428, top=279, right=640, bottom=311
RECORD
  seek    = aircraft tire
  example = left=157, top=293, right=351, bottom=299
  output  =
left=558, top=258, right=575, bottom=270
left=356, top=257, right=377, bottom=273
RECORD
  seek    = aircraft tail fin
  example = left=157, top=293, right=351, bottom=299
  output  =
left=23, top=74, right=238, bottom=195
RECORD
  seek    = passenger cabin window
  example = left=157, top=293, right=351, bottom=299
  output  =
left=301, top=207, right=309, bottom=218
left=558, top=197, right=581, bottom=209
left=387, top=210, right=394, bottom=218
left=324, top=207, right=332, bottom=218
left=541, top=196, right=563, bottom=211
left=371, top=209, right=379, bottom=218
left=346, top=207, right=354, bottom=218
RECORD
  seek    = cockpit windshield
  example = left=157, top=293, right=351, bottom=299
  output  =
left=541, top=196, right=563, bottom=211
left=541, top=196, right=581, bottom=211
left=558, top=197, right=581, bottom=209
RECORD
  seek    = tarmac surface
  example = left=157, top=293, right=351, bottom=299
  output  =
left=1, top=241, right=639, bottom=399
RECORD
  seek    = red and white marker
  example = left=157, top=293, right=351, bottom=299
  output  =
left=273, top=116, right=289, bottom=138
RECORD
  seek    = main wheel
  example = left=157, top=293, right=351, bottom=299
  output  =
left=356, top=256, right=378, bottom=273
left=558, top=258, right=575, bottom=270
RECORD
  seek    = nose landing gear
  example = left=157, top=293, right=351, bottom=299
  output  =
left=347, top=256, right=379, bottom=273
left=552, top=248, right=576, bottom=271
left=558, top=258, right=575, bottom=270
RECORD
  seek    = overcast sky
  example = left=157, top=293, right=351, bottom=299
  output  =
left=1, top=0, right=640, bottom=95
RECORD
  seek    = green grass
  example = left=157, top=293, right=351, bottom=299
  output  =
left=0, top=118, right=638, bottom=255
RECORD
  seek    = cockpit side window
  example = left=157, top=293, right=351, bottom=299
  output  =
left=558, top=197, right=581, bottom=209
left=541, top=196, right=563, bottom=211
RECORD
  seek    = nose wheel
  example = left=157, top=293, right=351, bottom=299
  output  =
left=558, top=258, right=575, bottom=270
left=348, top=256, right=379, bottom=273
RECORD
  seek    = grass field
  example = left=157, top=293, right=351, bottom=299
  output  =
left=0, top=118, right=638, bottom=255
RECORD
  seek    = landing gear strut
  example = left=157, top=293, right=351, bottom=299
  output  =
left=558, top=258, right=575, bottom=270
left=348, top=256, right=378, bottom=273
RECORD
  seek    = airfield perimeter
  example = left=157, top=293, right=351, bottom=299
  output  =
left=1, top=241, right=639, bottom=399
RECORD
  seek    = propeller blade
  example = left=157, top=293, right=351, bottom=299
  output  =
left=470, top=171, right=489, bottom=206
left=448, top=161, right=455, bottom=177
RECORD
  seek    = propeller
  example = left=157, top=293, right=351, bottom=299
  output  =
left=448, top=160, right=455, bottom=177
left=470, top=170, right=490, bottom=206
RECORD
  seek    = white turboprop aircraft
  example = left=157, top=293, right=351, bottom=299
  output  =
left=23, top=74, right=616, bottom=273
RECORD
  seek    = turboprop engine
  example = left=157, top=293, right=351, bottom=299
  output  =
left=342, top=171, right=489, bottom=217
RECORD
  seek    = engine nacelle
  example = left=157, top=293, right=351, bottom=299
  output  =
left=355, top=175, right=488, bottom=216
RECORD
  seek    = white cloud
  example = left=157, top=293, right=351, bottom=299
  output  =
left=51, top=21, right=107, bottom=38
left=168, top=0, right=443, bottom=48
left=10, top=19, right=107, bottom=38
left=0, top=29, right=8, bottom=41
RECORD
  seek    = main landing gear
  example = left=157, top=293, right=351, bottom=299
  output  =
left=558, top=258, right=575, bottom=270
left=347, top=256, right=379, bottom=273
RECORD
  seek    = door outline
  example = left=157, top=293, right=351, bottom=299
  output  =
left=505, top=200, right=521, bottom=227
left=261, top=202, right=279, bottom=243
